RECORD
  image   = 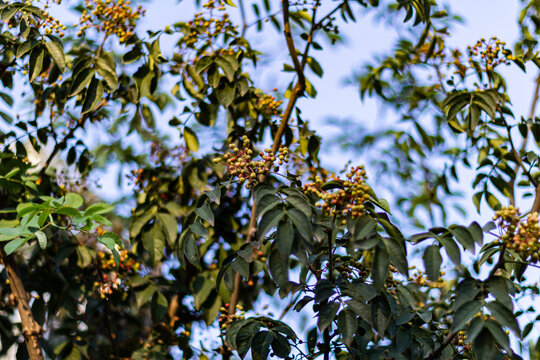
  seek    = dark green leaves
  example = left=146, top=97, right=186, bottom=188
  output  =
left=451, top=301, right=482, bottom=332
left=442, top=90, right=503, bottom=134
left=317, top=301, right=340, bottom=331
left=142, top=223, right=166, bottom=266
left=269, top=248, right=290, bottom=292
left=44, top=40, right=66, bottom=72
left=372, top=246, right=389, bottom=290
left=81, top=77, right=104, bottom=114
left=28, top=46, right=44, bottom=82
left=422, top=245, right=442, bottom=281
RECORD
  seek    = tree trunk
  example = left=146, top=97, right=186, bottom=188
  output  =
left=1, top=250, right=44, bottom=360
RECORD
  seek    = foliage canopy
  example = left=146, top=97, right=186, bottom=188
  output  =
left=2, top=0, right=540, bottom=359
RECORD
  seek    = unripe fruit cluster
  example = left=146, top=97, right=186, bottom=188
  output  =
left=214, top=135, right=290, bottom=188
left=218, top=303, right=245, bottom=329
left=182, top=5, right=237, bottom=49
left=467, top=37, right=511, bottom=71
left=494, top=206, right=540, bottom=262
left=94, top=249, right=140, bottom=298
left=303, top=166, right=369, bottom=218
left=77, top=0, right=145, bottom=43
left=256, top=93, right=283, bottom=116
left=337, top=260, right=369, bottom=280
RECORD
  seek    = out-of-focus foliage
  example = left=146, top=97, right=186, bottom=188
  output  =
left=1, top=0, right=540, bottom=359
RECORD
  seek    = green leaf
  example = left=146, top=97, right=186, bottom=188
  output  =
left=256, top=194, right=281, bottom=219
left=184, top=233, right=201, bottom=269
left=216, top=56, right=237, bottom=81
left=98, top=234, right=116, bottom=250
left=287, top=208, right=312, bottom=242
left=0, top=227, right=25, bottom=242
left=85, top=203, right=115, bottom=216
left=269, top=248, right=289, bottom=291
left=484, top=319, right=510, bottom=351
left=372, top=246, right=389, bottom=290
left=485, top=277, right=513, bottom=310
left=423, top=245, right=442, bottom=281
left=184, top=126, right=199, bottom=153
left=195, top=202, right=215, bottom=226
left=69, top=68, right=95, bottom=97
left=473, top=329, right=498, bottom=360
left=468, top=221, right=484, bottom=245
left=439, top=235, right=461, bottom=265
left=35, top=230, right=47, bottom=249
left=451, top=300, right=482, bottom=332
left=151, top=291, right=168, bottom=322
left=337, top=309, right=357, bottom=346
left=142, top=223, right=166, bottom=266
left=251, top=331, right=274, bottom=360
left=306, top=56, right=323, bottom=77
left=156, top=212, right=178, bottom=247
left=285, top=194, right=312, bottom=219
left=318, top=301, right=340, bottom=331
left=81, top=77, right=104, bottom=114
left=270, top=333, right=291, bottom=359
left=136, top=284, right=157, bottom=307
left=44, top=40, right=66, bottom=72
left=17, top=39, right=40, bottom=58
left=193, top=275, right=214, bottom=310
left=352, top=215, right=377, bottom=241
left=257, top=208, right=284, bottom=243
left=1, top=5, right=19, bottom=22
left=96, top=53, right=118, bottom=89
left=232, top=256, right=250, bottom=278
left=486, top=301, right=520, bottom=336
left=54, top=207, right=81, bottom=217
left=276, top=221, right=294, bottom=256
left=485, top=192, right=501, bottom=211
left=451, top=225, right=475, bottom=253
left=216, top=81, right=235, bottom=108
left=381, top=236, right=408, bottom=275
left=64, top=193, right=84, bottom=208
left=102, top=232, right=122, bottom=247
left=4, top=236, right=29, bottom=255
left=29, top=46, right=44, bottom=82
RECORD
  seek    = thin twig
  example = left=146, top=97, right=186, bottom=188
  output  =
left=39, top=99, right=106, bottom=175
left=228, top=0, right=311, bottom=317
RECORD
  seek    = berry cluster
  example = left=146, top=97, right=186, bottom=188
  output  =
left=77, top=0, right=145, bottom=43
left=256, top=93, right=283, bottom=116
left=41, top=3, right=67, bottom=37
left=94, top=272, right=121, bottom=298
left=214, top=136, right=290, bottom=188
left=94, top=249, right=140, bottom=298
left=336, top=259, right=369, bottom=280
left=3, top=0, right=66, bottom=37
left=218, top=303, right=245, bottom=329
left=467, top=37, right=512, bottom=71
left=303, top=166, right=369, bottom=219
left=494, top=206, right=540, bottom=262
left=180, top=2, right=237, bottom=49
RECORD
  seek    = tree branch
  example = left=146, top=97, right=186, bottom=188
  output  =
left=39, top=99, right=107, bottom=176
left=1, top=250, right=44, bottom=360
left=426, top=331, right=458, bottom=360
left=228, top=0, right=313, bottom=317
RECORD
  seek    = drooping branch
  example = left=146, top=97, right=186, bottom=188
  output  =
left=39, top=99, right=107, bottom=176
left=1, top=250, right=44, bottom=360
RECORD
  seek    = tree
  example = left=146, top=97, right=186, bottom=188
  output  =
left=1, top=0, right=540, bottom=359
